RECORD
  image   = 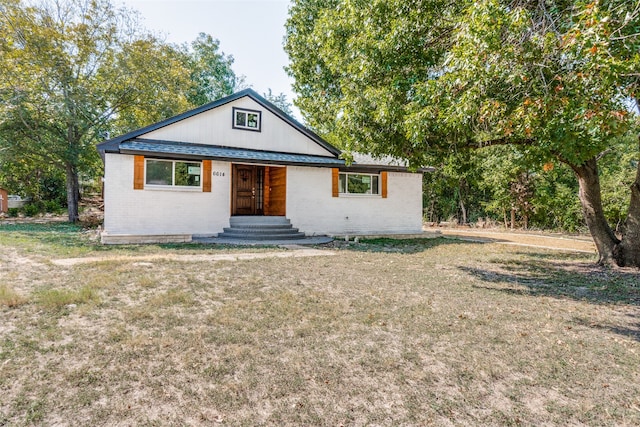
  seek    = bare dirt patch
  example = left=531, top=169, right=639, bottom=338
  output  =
left=51, top=248, right=336, bottom=267
left=425, top=226, right=597, bottom=253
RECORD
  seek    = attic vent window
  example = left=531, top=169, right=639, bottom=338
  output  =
left=233, top=107, right=261, bottom=132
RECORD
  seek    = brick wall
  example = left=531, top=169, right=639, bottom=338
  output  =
left=287, top=166, right=423, bottom=236
left=103, top=154, right=423, bottom=237
left=103, top=154, right=230, bottom=236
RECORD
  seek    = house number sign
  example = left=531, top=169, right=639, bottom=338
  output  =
left=212, top=171, right=226, bottom=177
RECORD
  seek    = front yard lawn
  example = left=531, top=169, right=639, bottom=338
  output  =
left=1, top=223, right=639, bottom=425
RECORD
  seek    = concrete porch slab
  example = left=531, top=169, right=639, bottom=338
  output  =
left=101, top=233, right=192, bottom=245
left=193, top=235, right=334, bottom=246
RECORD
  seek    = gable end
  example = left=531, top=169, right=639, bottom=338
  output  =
left=97, top=89, right=341, bottom=158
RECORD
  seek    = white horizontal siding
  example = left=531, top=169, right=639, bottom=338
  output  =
left=141, top=97, right=333, bottom=157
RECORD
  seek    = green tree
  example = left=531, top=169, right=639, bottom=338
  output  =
left=598, top=132, right=640, bottom=229
left=0, top=158, right=66, bottom=207
left=423, top=150, right=486, bottom=225
left=530, top=162, right=584, bottom=231
left=285, top=0, right=640, bottom=267
left=477, top=146, right=543, bottom=229
left=0, top=0, right=195, bottom=221
left=263, top=88, right=294, bottom=116
left=184, top=32, right=244, bottom=106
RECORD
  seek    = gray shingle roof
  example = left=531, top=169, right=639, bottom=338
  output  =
left=119, top=140, right=346, bottom=167
left=349, top=152, right=409, bottom=167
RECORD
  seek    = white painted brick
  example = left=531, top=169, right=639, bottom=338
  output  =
left=287, top=166, right=423, bottom=235
left=103, top=154, right=229, bottom=235
left=104, top=155, right=422, bottom=237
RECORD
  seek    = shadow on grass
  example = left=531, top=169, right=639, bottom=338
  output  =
left=462, top=255, right=640, bottom=341
left=0, top=221, right=98, bottom=246
left=1, top=223, right=480, bottom=255
left=461, top=255, right=640, bottom=306
left=333, top=236, right=478, bottom=254
left=0, top=222, right=83, bottom=233
left=572, top=315, right=640, bottom=341
left=0, top=222, right=139, bottom=253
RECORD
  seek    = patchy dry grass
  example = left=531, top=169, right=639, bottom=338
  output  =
left=35, top=286, right=100, bottom=312
left=1, top=224, right=639, bottom=425
left=0, top=284, right=28, bottom=308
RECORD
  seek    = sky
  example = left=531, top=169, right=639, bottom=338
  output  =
left=119, top=0, right=299, bottom=118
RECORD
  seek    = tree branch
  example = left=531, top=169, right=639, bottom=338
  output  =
left=471, top=136, right=535, bottom=149
left=596, top=148, right=613, bottom=161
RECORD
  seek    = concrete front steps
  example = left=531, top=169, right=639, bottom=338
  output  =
left=217, top=216, right=306, bottom=241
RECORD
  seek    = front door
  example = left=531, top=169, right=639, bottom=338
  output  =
left=232, top=164, right=285, bottom=216
left=263, top=166, right=286, bottom=216
left=232, top=164, right=258, bottom=215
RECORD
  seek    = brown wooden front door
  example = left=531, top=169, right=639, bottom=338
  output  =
left=264, top=166, right=286, bottom=216
left=232, top=164, right=285, bottom=216
left=232, top=164, right=257, bottom=215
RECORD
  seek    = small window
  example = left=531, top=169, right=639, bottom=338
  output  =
left=146, top=160, right=172, bottom=185
left=146, top=159, right=201, bottom=188
left=339, top=173, right=380, bottom=195
left=233, top=107, right=261, bottom=132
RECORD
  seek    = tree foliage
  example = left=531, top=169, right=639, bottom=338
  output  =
left=425, top=147, right=586, bottom=231
left=286, top=0, right=637, bottom=160
left=0, top=0, right=242, bottom=221
left=0, top=159, right=66, bottom=207
left=424, top=133, right=637, bottom=232
left=0, top=0, right=187, bottom=220
left=263, top=88, right=294, bottom=116
left=184, top=32, right=244, bottom=107
left=285, top=0, right=640, bottom=267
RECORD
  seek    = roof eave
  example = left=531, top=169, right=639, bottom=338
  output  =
left=117, top=147, right=426, bottom=172
left=118, top=148, right=345, bottom=168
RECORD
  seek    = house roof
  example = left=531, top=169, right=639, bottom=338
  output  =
left=119, top=139, right=347, bottom=167
left=96, top=89, right=427, bottom=172
left=351, top=152, right=408, bottom=167
left=96, top=88, right=341, bottom=157
left=349, top=152, right=435, bottom=173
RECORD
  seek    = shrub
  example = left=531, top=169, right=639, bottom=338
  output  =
left=22, top=202, right=41, bottom=217
left=79, top=212, right=103, bottom=228
left=7, top=208, right=19, bottom=217
left=43, top=200, right=65, bottom=214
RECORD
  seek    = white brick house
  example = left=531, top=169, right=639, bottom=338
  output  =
left=97, top=89, right=424, bottom=243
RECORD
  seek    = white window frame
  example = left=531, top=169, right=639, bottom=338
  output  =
left=232, top=107, right=262, bottom=132
left=145, top=159, right=202, bottom=189
left=339, top=172, right=381, bottom=195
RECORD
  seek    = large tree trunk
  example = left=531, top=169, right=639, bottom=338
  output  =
left=66, top=162, right=80, bottom=223
left=572, top=158, right=620, bottom=265
left=510, top=206, right=516, bottom=230
left=459, top=197, right=467, bottom=225
left=612, top=138, right=640, bottom=268
left=457, top=180, right=467, bottom=225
